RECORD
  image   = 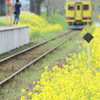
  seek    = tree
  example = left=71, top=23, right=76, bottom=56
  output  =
left=43, top=0, right=66, bottom=17
left=51, top=0, right=65, bottom=14
left=0, top=0, right=6, bottom=16
left=43, top=0, right=52, bottom=17
left=30, top=0, right=45, bottom=15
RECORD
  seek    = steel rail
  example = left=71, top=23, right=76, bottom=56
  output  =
left=0, top=32, right=78, bottom=86
left=0, top=30, right=73, bottom=63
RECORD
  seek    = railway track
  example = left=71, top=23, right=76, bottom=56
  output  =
left=0, top=30, right=79, bottom=86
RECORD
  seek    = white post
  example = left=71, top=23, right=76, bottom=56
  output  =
left=88, top=43, right=90, bottom=69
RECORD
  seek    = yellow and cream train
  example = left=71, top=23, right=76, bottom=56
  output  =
left=65, top=0, right=93, bottom=29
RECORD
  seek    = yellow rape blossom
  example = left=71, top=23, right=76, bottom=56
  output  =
left=28, top=92, right=32, bottom=96
left=20, top=96, right=26, bottom=100
left=20, top=22, right=100, bottom=100
left=21, top=89, right=26, bottom=93
left=44, top=66, right=49, bottom=70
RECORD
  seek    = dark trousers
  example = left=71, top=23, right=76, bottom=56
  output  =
left=13, top=14, right=20, bottom=25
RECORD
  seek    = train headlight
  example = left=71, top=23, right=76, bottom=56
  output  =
left=87, top=17, right=91, bottom=20
left=67, top=18, right=70, bottom=20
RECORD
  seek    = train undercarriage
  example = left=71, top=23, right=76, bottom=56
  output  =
left=68, top=21, right=91, bottom=29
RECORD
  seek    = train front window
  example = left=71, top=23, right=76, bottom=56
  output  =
left=83, top=5, right=89, bottom=10
left=77, top=5, right=80, bottom=10
left=68, top=5, right=74, bottom=10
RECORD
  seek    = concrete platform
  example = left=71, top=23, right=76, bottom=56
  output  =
left=0, top=26, right=30, bottom=55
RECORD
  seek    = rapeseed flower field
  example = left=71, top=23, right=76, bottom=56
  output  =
left=19, top=12, right=63, bottom=40
left=0, top=12, right=63, bottom=40
left=20, top=23, right=100, bottom=100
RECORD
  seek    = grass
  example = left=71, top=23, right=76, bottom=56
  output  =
left=41, top=11, right=68, bottom=29
left=0, top=30, right=82, bottom=100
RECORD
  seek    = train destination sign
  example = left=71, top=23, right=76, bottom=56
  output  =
left=83, top=33, right=94, bottom=43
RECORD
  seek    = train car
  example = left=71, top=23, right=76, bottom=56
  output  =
left=65, top=0, right=93, bottom=29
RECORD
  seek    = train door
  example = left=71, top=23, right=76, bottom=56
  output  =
left=75, top=3, right=82, bottom=20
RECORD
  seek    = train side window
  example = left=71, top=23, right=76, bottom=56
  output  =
left=68, top=5, right=74, bottom=10
left=83, top=5, right=89, bottom=10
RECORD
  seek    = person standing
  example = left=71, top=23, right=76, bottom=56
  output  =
left=13, top=0, right=21, bottom=25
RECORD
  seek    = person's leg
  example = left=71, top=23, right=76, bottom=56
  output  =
left=13, top=15, right=15, bottom=25
left=16, top=14, right=19, bottom=25
left=13, top=20, right=15, bottom=25
left=13, top=14, right=17, bottom=25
